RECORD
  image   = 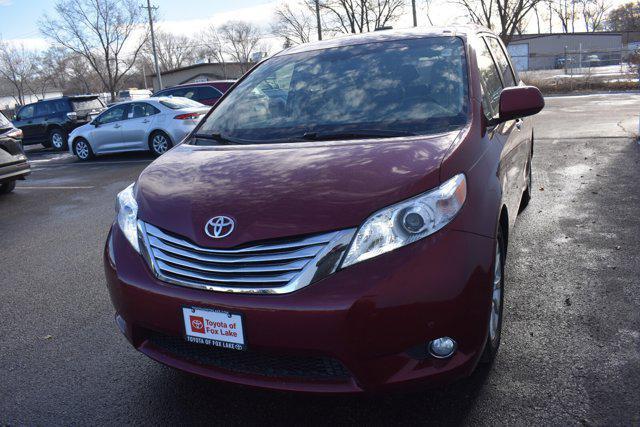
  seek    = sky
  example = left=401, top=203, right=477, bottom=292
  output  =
left=0, top=0, right=629, bottom=51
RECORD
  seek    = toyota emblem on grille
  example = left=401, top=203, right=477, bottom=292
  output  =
left=205, top=216, right=235, bottom=239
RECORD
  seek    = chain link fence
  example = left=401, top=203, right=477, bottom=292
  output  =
left=513, top=48, right=639, bottom=93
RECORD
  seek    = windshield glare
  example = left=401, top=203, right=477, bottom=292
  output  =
left=195, top=37, right=469, bottom=144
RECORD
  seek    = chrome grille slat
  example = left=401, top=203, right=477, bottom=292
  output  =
left=138, top=221, right=357, bottom=293
left=148, top=236, right=321, bottom=263
left=156, top=260, right=298, bottom=283
left=145, top=223, right=338, bottom=254
left=152, top=249, right=308, bottom=274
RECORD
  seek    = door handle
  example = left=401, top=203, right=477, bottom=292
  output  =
left=114, top=124, right=121, bottom=128
left=142, top=119, right=150, bottom=123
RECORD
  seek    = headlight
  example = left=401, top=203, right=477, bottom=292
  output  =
left=342, top=173, right=467, bottom=267
left=115, top=182, right=140, bottom=253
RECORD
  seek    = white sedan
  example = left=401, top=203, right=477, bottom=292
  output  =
left=68, top=97, right=210, bottom=160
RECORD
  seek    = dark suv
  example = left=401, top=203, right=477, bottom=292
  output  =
left=12, top=95, right=105, bottom=150
left=152, top=81, right=235, bottom=106
left=0, top=111, right=30, bottom=194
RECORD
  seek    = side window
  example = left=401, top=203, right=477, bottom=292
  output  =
left=129, top=102, right=159, bottom=119
left=194, top=86, right=222, bottom=102
left=475, top=38, right=504, bottom=120
left=35, top=101, right=54, bottom=117
left=53, top=99, right=71, bottom=113
left=18, top=104, right=35, bottom=120
left=97, top=105, right=128, bottom=124
left=172, top=88, right=197, bottom=100
left=485, top=37, right=517, bottom=87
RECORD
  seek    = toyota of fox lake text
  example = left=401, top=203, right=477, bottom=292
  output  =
left=104, top=26, right=544, bottom=393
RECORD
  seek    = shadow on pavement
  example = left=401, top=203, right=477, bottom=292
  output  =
left=142, top=363, right=493, bottom=424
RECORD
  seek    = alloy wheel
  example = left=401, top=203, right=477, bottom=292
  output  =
left=76, top=141, right=89, bottom=159
left=152, top=134, right=169, bottom=154
left=52, top=132, right=64, bottom=149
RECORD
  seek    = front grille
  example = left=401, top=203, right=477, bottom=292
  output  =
left=148, top=332, right=351, bottom=381
left=140, top=222, right=344, bottom=292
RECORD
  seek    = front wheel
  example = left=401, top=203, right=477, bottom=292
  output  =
left=149, top=131, right=172, bottom=157
left=73, top=138, right=94, bottom=161
left=49, top=128, right=67, bottom=151
left=0, top=180, right=16, bottom=194
left=480, top=226, right=505, bottom=364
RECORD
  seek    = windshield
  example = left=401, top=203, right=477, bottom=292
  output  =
left=71, top=98, right=104, bottom=111
left=160, top=97, right=204, bottom=109
left=0, top=112, right=11, bottom=130
left=194, top=37, right=468, bottom=144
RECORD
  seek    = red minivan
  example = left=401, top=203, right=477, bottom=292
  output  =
left=105, top=26, right=544, bottom=393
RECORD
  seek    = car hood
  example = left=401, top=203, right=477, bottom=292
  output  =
left=135, top=130, right=462, bottom=248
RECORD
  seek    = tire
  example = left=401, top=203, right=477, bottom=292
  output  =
left=520, top=155, right=532, bottom=211
left=0, top=180, right=16, bottom=194
left=149, top=131, right=172, bottom=157
left=49, top=128, right=67, bottom=151
left=73, top=138, right=94, bottom=161
left=480, top=225, right=506, bottom=364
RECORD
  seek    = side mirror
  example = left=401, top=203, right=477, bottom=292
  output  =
left=92, top=121, right=100, bottom=127
left=496, top=86, right=544, bottom=123
left=12, top=115, right=18, bottom=121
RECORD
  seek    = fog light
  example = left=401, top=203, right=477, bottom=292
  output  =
left=428, top=337, right=457, bottom=359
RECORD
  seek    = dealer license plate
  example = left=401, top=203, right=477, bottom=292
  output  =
left=182, top=306, right=246, bottom=351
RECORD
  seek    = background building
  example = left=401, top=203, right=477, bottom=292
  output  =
left=149, top=62, right=247, bottom=90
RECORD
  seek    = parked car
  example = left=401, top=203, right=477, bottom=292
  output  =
left=151, top=81, right=236, bottom=106
left=585, top=54, right=601, bottom=66
left=68, top=97, right=209, bottom=160
left=555, top=56, right=574, bottom=69
left=0, top=111, right=30, bottom=194
left=105, top=27, right=544, bottom=392
left=116, top=89, right=153, bottom=102
left=12, top=95, right=105, bottom=151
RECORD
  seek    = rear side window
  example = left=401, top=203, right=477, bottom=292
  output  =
left=475, top=38, right=504, bottom=120
left=35, top=102, right=54, bottom=117
left=485, top=37, right=517, bottom=87
left=194, top=86, right=222, bottom=102
left=129, top=102, right=160, bottom=118
left=71, top=98, right=104, bottom=112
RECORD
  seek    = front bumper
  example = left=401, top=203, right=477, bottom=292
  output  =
left=105, top=224, right=496, bottom=393
left=0, top=157, right=30, bottom=183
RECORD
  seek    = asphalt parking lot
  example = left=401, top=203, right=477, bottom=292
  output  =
left=1, top=92, right=639, bottom=425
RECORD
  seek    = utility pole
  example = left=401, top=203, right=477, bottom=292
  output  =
left=412, top=0, right=417, bottom=27
left=142, top=0, right=163, bottom=90
left=315, top=0, right=322, bottom=41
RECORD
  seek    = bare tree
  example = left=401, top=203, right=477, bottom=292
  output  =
left=320, top=0, right=405, bottom=34
left=0, top=41, right=38, bottom=106
left=605, top=1, right=640, bottom=31
left=271, top=3, right=315, bottom=45
left=142, top=30, right=198, bottom=72
left=551, top=0, right=576, bottom=32
left=422, top=0, right=435, bottom=25
left=579, top=0, right=609, bottom=31
left=456, top=0, right=543, bottom=43
left=40, top=0, right=147, bottom=101
left=219, top=21, right=262, bottom=73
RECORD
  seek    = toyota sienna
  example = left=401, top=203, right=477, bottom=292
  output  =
left=104, top=26, right=544, bottom=393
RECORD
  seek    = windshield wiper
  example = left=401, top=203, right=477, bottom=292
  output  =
left=192, top=133, right=242, bottom=145
left=300, top=129, right=416, bottom=141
